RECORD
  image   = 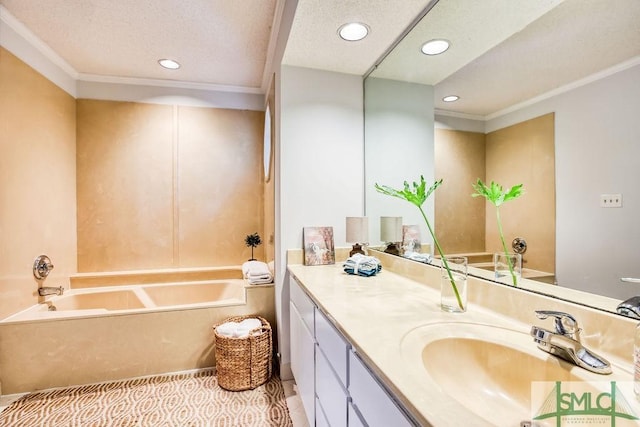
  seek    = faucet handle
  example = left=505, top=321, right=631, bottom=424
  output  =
left=534, top=310, right=580, bottom=339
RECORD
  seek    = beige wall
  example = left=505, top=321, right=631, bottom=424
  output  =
left=77, top=100, right=265, bottom=272
left=0, top=47, right=77, bottom=319
left=486, top=113, right=555, bottom=273
left=435, top=129, right=486, bottom=254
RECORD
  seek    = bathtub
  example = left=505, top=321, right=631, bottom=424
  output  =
left=0, top=267, right=276, bottom=395
left=3, top=280, right=247, bottom=322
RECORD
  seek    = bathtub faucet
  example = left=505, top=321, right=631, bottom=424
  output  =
left=38, top=286, right=64, bottom=297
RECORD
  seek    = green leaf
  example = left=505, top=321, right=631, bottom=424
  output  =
left=471, top=179, right=523, bottom=207
left=374, top=176, right=442, bottom=208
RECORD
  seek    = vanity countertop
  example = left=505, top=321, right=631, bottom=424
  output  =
left=287, top=258, right=636, bottom=426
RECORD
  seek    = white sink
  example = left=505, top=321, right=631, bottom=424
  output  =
left=400, top=322, right=629, bottom=425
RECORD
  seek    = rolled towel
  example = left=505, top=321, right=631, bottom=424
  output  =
left=235, top=319, right=263, bottom=338
left=239, top=318, right=262, bottom=331
left=216, top=321, right=238, bottom=337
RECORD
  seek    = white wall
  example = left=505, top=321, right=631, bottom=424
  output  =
left=364, top=77, right=435, bottom=251
left=276, top=65, right=364, bottom=375
left=487, top=64, right=640, bottom=300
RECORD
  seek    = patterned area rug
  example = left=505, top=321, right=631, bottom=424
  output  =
left=0, top=370, right=292, bottom=426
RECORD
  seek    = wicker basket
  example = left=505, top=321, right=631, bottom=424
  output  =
left=212, top=315, right=273, bottom=391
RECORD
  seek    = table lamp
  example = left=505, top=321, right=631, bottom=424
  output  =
left=346, top=217, right=368, bottom=256
left=380, top=216, right=402, bottom=255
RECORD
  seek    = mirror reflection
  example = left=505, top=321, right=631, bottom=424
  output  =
left=364, top=0, right=640, bottom=313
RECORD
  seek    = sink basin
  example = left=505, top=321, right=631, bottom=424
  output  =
left=400, top=322, right=620, bottom=425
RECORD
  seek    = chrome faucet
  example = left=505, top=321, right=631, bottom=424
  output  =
left=38, top=286, right=64, bottom=297
left=530, top=310, right=612, bottom=375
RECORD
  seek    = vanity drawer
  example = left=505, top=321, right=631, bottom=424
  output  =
left=348, top=401, right=366, bottom=427
left=348, top=350, right=413, bottom=427
left=315, top=308, right=349, bottom=386
left=316, top=346, right=347, bottom=427
left=290, top=277, right=315, bottom=333
left=316, top=397, right=331, bottom=427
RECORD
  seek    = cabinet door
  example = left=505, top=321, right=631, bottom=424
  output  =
left=291, top=278, right=315, bottom=333
left=316, top=347, right=347, bottom=427
left=349, top=350, right=414, bottom=427
left=315, top=308, right=349, bottom=387
left=290, top=301, right=315, bottom=426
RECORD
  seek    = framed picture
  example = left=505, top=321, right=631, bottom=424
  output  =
left=402, top=225, right=421, bottom=253
left=303, top=227, right=335, bottom=266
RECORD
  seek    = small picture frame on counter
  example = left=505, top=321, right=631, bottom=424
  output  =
left=303, top=226, right=335, bottom=266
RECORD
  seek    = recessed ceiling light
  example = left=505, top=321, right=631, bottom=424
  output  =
left=421, top=39, right=450, bottom=56
left=158, top=59, right=180, bottom=70
left=443, top=95, right=459, bottom=102
left=338, top=23, right=369, bottom=41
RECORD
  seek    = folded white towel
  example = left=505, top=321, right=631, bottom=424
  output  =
left=249, top=276, right=273, bottom=285
left=242, top=260, right=271, bottom=278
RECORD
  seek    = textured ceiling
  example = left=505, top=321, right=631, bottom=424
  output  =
left=281, top=0, right=435, bottom=76
left=432, top=0, right=640, bottom=117
left=1, top=0, right=638, bottom=116
left=0, top=0, right=279, bottom=92
left=369, top=0, right=640, bottom=117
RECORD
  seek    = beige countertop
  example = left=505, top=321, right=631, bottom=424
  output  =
left=287, top=257, right=637, bottom=426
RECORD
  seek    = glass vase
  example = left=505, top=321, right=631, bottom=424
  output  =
left=440, top=256, right=468, bottom=313
left=493, top=252, right=522, bottom=286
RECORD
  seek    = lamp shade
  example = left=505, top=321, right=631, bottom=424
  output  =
left=380, top=216, right=402, bottom=242
left=346, top=217, right=368, bottom=243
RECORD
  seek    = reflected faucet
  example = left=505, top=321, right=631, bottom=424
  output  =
left=530, top=310, right=612, bottom=375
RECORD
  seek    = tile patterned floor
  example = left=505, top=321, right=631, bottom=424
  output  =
left=1, top=379, right=309, bottom=426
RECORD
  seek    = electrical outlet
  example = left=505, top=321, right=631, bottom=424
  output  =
left=600, top=193, right=623, bottom=208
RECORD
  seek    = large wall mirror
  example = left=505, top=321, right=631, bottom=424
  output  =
left=364, top=0, right=640, bottom=314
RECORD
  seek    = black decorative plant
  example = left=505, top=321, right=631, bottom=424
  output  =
left=245, top=232, right=262, bottom=261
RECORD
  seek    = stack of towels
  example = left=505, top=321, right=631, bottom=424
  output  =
left=216, top=317, right=263, bottom=338
left=242, top=260, right=274, bottom=285
left=343, top=253, right=382, bottom=277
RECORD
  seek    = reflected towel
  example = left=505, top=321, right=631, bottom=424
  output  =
left=403, top=251, right=432, bottom=263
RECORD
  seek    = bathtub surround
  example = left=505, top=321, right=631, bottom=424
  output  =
left=0, top=47, right=77, bottom=320
left=1, top=48, right=271, bottom=322
left=76, top=100, right=265, bottom=272
left=434, top=113, right=555, bottom=274
left=0, top=370, right=292, bottom=426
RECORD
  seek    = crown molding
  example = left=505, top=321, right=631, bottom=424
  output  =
left=486, top=56, right=640, bottom=121
left=77, top=73, right=263, bottom=95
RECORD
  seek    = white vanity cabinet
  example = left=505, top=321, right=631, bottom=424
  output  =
left=289, top=276, right=417, bottom=427
left=290, top=278, right=316, bottom=426
left=348, top=350, right=414, bottom=427
left=315, top=309, right=349, bottom=427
